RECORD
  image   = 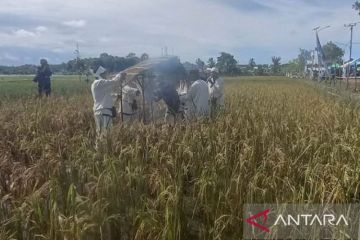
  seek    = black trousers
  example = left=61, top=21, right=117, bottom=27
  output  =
left=38, top=80, right=51, bottom=96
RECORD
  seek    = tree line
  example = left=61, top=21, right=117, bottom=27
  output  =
left=0, top=52, right=147, bottom=75
left=195, top=52, right=282, bottom=76
left=0, top=51, right=283, bottom=76
left=282, top=41, right=345, bottom=75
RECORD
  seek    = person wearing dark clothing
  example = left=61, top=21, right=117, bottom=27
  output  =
left=33, top=59, right=52, bottom=97
left=155, top=81, right=183, bottom=124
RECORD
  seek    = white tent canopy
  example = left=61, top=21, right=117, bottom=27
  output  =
left=341, top=58, right=360, bottom=68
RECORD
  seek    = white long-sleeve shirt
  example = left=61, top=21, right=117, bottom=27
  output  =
left=185, top=79, right=210, bottom=118
left=208, top=77, right=225, bottom=106
left=91, top=75, right=121, bottom=116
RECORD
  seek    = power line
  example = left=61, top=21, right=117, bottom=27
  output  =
left=312, top=25, right=330, bottom=32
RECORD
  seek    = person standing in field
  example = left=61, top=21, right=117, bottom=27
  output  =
left=182, top=70, right=210, bottom=120
left=91, top=66, right=126, bottom=146
left=207, top=67, right=224, bottom=114
left=33, top=59, right=52, bottom=97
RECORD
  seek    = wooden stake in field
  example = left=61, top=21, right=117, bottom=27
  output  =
left=355, top=72, right=358, bottom=92
left=120, top=78, right=124, bottom=122
left=135, top=74, right=146, bottom=123
left=74, top=42, right=83, bottom=82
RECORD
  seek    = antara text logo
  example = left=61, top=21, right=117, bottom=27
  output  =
left=246, top=210, right=349, bottom=232
left=243, top=204, right=359, bottom=239
left=274, top=214, right=348, bottom=226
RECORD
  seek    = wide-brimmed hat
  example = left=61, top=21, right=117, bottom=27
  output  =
left=95, top=66, right=106, bottom=77
left=210, top=67, right=219, bottom=73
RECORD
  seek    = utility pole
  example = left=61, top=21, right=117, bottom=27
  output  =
left=344, top=22, right=360, bottom=88
left=334, top=41, right=348, bottom=82
left=74, top=42, right=80, bottom=59
left=344, top=22, right=360, bottom=62
left=311, top=50, right=315, bottom=75
left=74, top=42, right=82, bottom=81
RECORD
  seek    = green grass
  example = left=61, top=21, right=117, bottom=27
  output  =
left=0, top=75, right=91, bottom=101
left=0, top=75, right=285, bottom=102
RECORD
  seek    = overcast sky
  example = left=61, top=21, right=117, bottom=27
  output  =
left=0, top=0, right=359, bottom=66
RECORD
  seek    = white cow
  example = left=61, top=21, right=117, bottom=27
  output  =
left=181, top=79, right=210, bottom=120
left=118, top=85, right=141, bottom=122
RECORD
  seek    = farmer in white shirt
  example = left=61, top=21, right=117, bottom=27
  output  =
left=183, top=70, right=210, bottom=120
left=207, top=67, right=224, bottom=114
left=91, top=66, right=126, bottom=143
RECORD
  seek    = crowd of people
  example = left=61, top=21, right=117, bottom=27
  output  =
left=90, top=66, right=225, bottom=146
left=31, top=59, right=225, bottom=147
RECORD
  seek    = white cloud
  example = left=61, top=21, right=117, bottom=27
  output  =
left=39, top=56, right=50, bottom=61
left=51, top=48, right=65, bottom=53
left=99, top=37, right=111, bottom=43
left=62, top=19, right=87, bottom=28
left=13, top=29, right=36, bottom=37
left=35, top=26, right=47, bottom=32
left=0, top=0, right=358, bottom=65
left=1, top=53, right=19, bottom=61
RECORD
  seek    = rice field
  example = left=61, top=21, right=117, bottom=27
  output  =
left=0, top=75, right=91, bottom=101
left=1, top=76, right=360, bottom=239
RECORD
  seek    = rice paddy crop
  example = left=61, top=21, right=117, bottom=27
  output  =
left=1, top=76, right=360, bottom=239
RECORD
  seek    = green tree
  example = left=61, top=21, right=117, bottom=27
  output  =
left=124, top=53, right=140, bottom=68
left=140, top=53, right=149, bottom=61
left=75, top=58, right=86, bottom=80
left=282, top=59, right=300, bottom=74
left=207, top=58, right=216, bottom=68
left=216, top=52, right=238, bottom=75
left=298, top=48, right=312, bottom=72
left=0, top=53, right=143, bottom=75
left=196, top=58, right=205, bottom=71
left=322, top=41, right=344, bottom=64
left=271, top=56, right=281, bottom=74
left=126, top=52, right=136, bottom=58
left=249, top=58, right=256, bottom=68
left=254, top=65, right=265, bottom=76
left=99, top=53, right=115, bottom=72
left=353, top=1, right=360, bottom=14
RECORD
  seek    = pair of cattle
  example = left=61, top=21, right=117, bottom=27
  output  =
left=117, top=80, right=204, bottom=124
left=117, top=56, right=210, bottom=123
